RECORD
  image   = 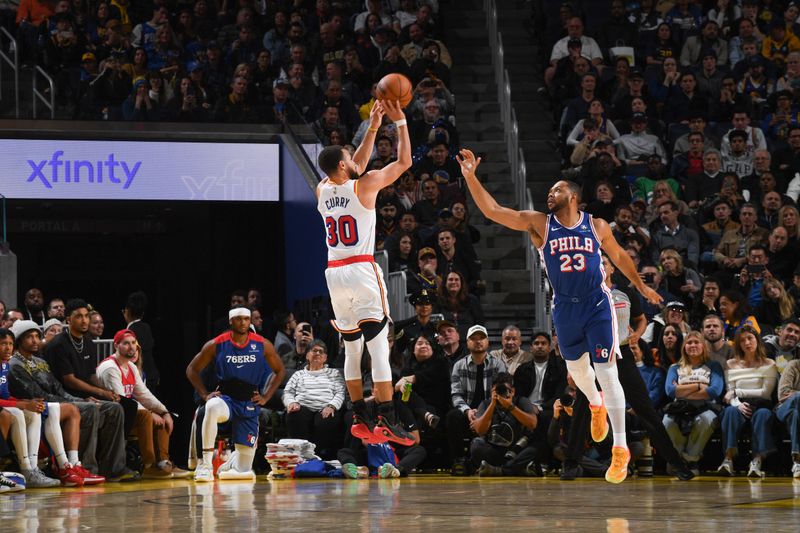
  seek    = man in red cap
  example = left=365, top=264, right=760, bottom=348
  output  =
left=96, top=329, right=190, bottom=479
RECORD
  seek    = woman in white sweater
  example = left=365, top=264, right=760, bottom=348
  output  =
left=717, top=326, right=779, bottom=478
left=283, top=340, right=346, bottom=458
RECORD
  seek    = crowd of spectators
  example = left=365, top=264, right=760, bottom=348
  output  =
left=537, top=0, right=800, bottom=479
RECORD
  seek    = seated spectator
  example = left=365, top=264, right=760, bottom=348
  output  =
left=272, top=310, right=296, bottom=357
left=650, top=323, right=684, bottom=369
left=487, top=326, right=531, bottom=376
left=680, top=20, right=728, bottom=67
left=717, top=326, right=779, bottom=478
left=413, top=141, right=462, bottom=189
left=762, top=19, right=800, bottom=68
left=665, top=72, right=709, bottom=125
left=735, top=243, right=772, bottom=310
left=775, top=356, right=800, bottom=477
left=397, top=333, right=451, bottom=429
left=122, top=79, right=161, bottom=121
left=281, top=322, right=314, bottom=374
left=671, top=132, right=706, bottom=184
left=513, top=330, right=567, bottom=422
left=761, top=90, right=799, bottom=145
left=562, top=73, right=599, bottom=136
left=779, top=205, right=800, bottom=245
left=630, top=339, right=666, bottom=409
left=754, top=278, right=797, bottom=331
left=283, top=340, right=345, bottom=460
left=164, top=76, right=208, bottom=122
left=659, top=248, right=702, bottom=307
left=767, top=226, right=798, bottom=288
left=470, top=372, right=539, bottom=477
left=615, top=112, right=666, bottom=167
left=721, top=110, right=768, bottom=158
left=685, top=149, right=724, bottom=209
left=646, top=23, right=680, bottom=67
left=599, top=57, right=631, bottom=106
left=649, top=56, right=681, bottom=105
left=650, top=200, right=700, bottom=268
left=337, top=397, right=425, bottom=479
left=638, top=262, right=677, bottom=320
left=729, top=18, right=759, bottom=67
left=696, top=49, right=727, bottom=102
left=713, top=203, right=769, bottom=275
left=41, top=318, right=63, bottom=348
left=450, top=202, right=479, bottom=245
left=388, top=233, right=416, bottom=273
left=446, top=325, right=506, bottom=475
left=689, top=278, right=723, bottom=330
left=434, top=229, right=480, bottom=293
left=722, top=130, right=754, bottom=179
left=767, top=317, right=800, bottom=372
left=395, top=290, right=437, bottom=355
left=0, top=325, right=82, bottom=487
left=643, top=180, right=690, bottom=226
left=408, top=77, right=454, bottom=120
left=409, top=40, right=451, bottom=88
left=577, top=150, right=631, bottom=205
left=700, top=199, right=739, bottom=262
left=436, top=271, right=484, bottom=337
left=212, top=75, right=265, bottom=123
left=758, top=191, right=783, bottom=231
left=662, top=331, right=725, bottom=473
left=610, top=204, right=651, bottom=247
left=546, top=17, right=604, bottom=88
left=412, top=177, right=445, bottom=228
left=720, top=289, right=761, bottom=338
left=96, top=329, right=188, bottom=479
left=8, top=318, right=126, bottom=482
left=585, top=180, right=620, bottom=223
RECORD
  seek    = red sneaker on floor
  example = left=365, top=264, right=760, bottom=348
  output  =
left=52, top=463, right=84, bottom=487
left=73, top=464, right=106, bottom=485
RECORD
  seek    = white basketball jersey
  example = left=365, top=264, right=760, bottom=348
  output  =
left=317, top=178, right=376, bottom=260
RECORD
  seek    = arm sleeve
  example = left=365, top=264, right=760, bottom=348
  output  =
left=566, top=121, right=584, bottom=146
left=707, top=363, right=726, bottom=400
left=282, top=372, right=300, bottom=406
left=664, top=365, right=678, bottom=399
left=96, top=363, right=126, bottom=396
left=451, top=365, right=468, bottom=412
left=329, top=369, right=346, bottom=410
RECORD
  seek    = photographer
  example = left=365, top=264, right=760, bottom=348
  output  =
left=469, top=372, right=539, bottom=477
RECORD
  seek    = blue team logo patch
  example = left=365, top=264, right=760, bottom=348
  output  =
left=595, top=344, right=610, bottom=360
left=250, top=344, right=257, bottom=350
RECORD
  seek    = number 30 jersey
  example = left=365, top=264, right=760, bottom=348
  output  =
left=538, top=211, right=605, bottom=299
left=317, top=178, right=375, bottom=261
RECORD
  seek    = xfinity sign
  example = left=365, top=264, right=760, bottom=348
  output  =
left=2, top=139, right=279, bottom=201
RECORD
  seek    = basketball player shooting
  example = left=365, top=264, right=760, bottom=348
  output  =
left=456, top=149, right=662, bottom=483
left=316, top=99, right=415, bottom=447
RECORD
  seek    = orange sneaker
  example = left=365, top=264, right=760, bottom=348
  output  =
left=605, top=446, right=630, bottom=484
left=589, top=396, right=609, bottom=443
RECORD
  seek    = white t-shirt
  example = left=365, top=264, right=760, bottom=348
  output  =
left=550, top=36, right=603, bottom=63
left=528, top=360, right=549, bottom=406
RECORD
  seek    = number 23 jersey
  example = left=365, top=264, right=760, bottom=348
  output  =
left=317, top=178, right=375, bottom=260
left=538, top=211, right=605, bottom=299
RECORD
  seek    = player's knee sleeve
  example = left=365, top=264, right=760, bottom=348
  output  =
left=43, top=402, right=66, bottom=456
left=365, top=320, right=391, bottom=383
left=233, top=443, right=256, bottom=472
left=343, top=337, right=364, bottom=381
left=201, top=397, right=230, bottom=448
left=360, top=317, right=388, bottom=342
left=565, top=353, right=601, bottom=405
left=594, top=361, right=625, bottom=409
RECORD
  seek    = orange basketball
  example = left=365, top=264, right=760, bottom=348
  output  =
left=376, top=73, right=413, bottom=108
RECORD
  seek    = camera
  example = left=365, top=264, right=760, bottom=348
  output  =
left=560, top=392, right=575, bottom=408
left=504, top=435, right=529, bottom=461
left=495, top=383, right=511, bottom=398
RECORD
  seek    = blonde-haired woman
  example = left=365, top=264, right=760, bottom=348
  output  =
left=659, top=248, right=702, bottom=307
left=663, top=331, right=725, bottom=474
left=755, top=278, right=797, bottom=331
left=717, top=326, right=779, bottom=478
left=778, top=205, right=800, bottom=244
left=645, top=180, right=691, bottom=225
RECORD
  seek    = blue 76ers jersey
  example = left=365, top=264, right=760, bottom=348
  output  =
left=214, top=331, right=272, bottom=389
left=538, top=212, right=605, bottom=299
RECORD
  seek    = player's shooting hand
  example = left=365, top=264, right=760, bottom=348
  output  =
left=456, top=149, right=481, bottom=179
left=369, top=100, right=385, bottom=127
left=639, top=285, right=663, bottom=306
left=382, top=99, right=405, bottom=121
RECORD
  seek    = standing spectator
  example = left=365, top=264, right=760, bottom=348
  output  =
left=283, top=340, right=345, bottom=460
left=717, top=327, right=779, bottom=478
left=123, top=291, right=158, bottom=391
left=662, top=331, right=725, bottom=474
left=446, top=325, right=506, bottom=475
left=488, top=326, right=532, bottom=376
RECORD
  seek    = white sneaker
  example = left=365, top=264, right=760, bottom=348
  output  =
left=217, top=451, right=237, bottom=474
left=0, top=472, right=25, bottom=492
left=717, top=459, right=734, bottom=477
left=194, top=463, right=214, bottom=482
left=22, top=468, right=61, bottom=488
left=747, top=457, right=764, bottom=479
left=217, top=469, right=256, bottom=480
left=793, top=462, right=800, bottom=479
left=378, top=463, right=400, bottom=479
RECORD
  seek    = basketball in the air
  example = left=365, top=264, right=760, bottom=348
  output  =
left=376, top=73, right=413, bottom=108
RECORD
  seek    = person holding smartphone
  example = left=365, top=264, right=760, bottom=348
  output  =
left=737, top=244, right=772, bottom=310
left=281, top=322, right=315, bottom=374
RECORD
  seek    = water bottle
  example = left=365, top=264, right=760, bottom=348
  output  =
left=401, top=382, right=412, bottom=402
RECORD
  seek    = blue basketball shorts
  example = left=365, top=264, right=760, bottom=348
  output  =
left=552, top=289, right=618, bottom=364
left=220, top=395, right=260, bottom=448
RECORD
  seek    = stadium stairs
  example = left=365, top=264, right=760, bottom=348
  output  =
left=442, top=0, right=559, bottom=337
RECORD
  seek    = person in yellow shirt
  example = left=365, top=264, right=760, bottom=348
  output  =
left=762, top=19, right=800, bottom=67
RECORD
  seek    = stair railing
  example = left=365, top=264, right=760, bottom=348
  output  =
left=0, top=28, right=20, bottom=118
left=485, top=0, right=552, bottom=331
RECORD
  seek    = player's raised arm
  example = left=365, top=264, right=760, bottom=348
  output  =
left=457, top=149, right=541, bottom=233
left=595, top=217, right=663, bottom=305
left=351, top=101, right=385, bottom=173
left=356, top=99, right=412, bottom=195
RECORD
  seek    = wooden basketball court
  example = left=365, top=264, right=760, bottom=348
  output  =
left=4, top=475, right=799, bottom=532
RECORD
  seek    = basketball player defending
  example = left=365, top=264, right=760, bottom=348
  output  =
left=316, top=99, right=415, bottom=446
left=186, top=307, right=285, bottom=481
left=457, top=149, right=662, bottom=483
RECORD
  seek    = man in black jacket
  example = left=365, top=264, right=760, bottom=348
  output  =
left=123, top=291, right=160, bottom=394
